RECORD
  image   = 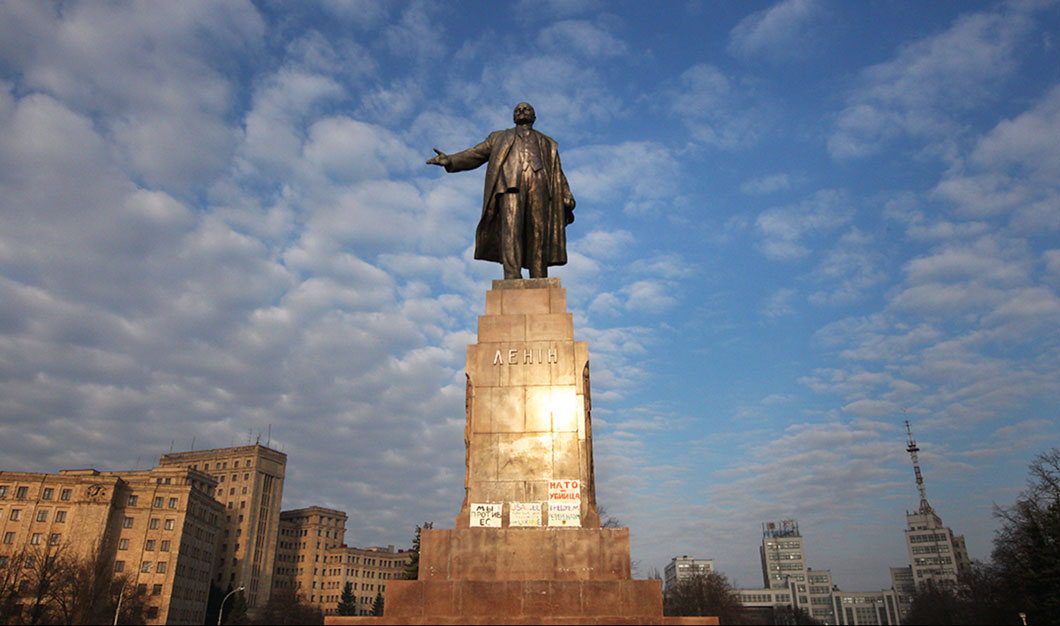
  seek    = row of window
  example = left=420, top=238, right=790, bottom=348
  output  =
left=908, top=532, right=949, bottom=543
left=113, top=560, right=168, bottom=573
left=117, top=537, right=172, bottom=551
left=0, top=531, right=63, bottom=546
left=0, top=486, right=73, bottom=500
left=123, top=516, right=177, bottom=530
left=2, top=508, right=69, bottom=523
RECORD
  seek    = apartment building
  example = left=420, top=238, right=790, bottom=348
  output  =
left=159, top=444, right=286, bottom=608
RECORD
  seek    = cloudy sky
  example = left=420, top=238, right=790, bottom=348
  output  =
left=2, top=0, right=1059, bottom=591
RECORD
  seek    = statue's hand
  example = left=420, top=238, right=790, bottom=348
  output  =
left=426, top=148, right=450, bottom=168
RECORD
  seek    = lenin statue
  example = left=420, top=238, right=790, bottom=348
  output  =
left=427, top=102, right=576, bottom=279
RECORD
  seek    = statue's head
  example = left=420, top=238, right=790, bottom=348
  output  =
left=513, top=102, right=536, bottom=125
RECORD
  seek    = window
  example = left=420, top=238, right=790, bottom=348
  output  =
left=113, top=560, right=125, bottom=572
left=118, top=538, right=129, bottom=550
left=168, top=497, right=177, bottom=509
left=0, top=486, right=7, bottom=497
left=150, top=518, right=159, bottom=530
left=156, top=561, right=167, bottom=573
left=30, top=533, right=42, bottom=545
left=145, top=540, right=156, bottom=551
left=36, top=510, right=48, bottom=522
left=141, top=562, right=153, bottom=573
left=164, top=519, right=174, bottom=530
left=229, top=488, right=235, bottom=495
left=10, top=509, right=20, bottom=521
left=15, top=487, right=27, bottom=499
left=127, top=495, right=138, bottom=506
left=160, top=540, right=171, bottom=552
left=123, top=516, right=134, bottom=528
left=41, top=488, right=53, bottom=500
left=152, top=583, right=162, bottom=595
left=48, top=533, right=60, bottom=546
left=240, top=501, right=246, bottom=509
left=242, top=487, right=247, bottom=495
left=60, top=489, right=71, bottom=501
left=146, top=606, right=159, bottom=619
left=3, top=533, right=14, bottom=544
left=244, top=473, right=249, bottom=481
left=55, top=511, right=66, bottom=523
left=227, top=502, right=232, bottom=509
left=234, top=461, right=240, bottom=468
left=0, top=556, right=8, bottom=568
left=153, top=497, right=164, bottom=508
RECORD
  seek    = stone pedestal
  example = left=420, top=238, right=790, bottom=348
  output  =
left=326, top=280, right=716, bottom=625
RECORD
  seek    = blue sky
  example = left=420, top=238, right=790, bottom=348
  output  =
left=1, top=0, right=1058, bottom=592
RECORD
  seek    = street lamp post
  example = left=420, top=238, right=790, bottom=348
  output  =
left=218, top=586, right=245, bottom=626
left=113, top=578, right=128, bottom=626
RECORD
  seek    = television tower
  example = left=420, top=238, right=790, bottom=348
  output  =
left=905, top=419, right=934, bottom=515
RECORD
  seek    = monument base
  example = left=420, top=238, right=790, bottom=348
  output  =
left=324, top=529, right=718, bottom=625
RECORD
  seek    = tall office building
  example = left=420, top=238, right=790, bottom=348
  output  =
left=901, top=422, right=971, bottom=590
left=760, top=519, right=806, bottom=589
left=159, top=444, right=286, bottom=608
left=663, top=556, right=714, bottom=593
left=0, top=465, right=223, bottom=624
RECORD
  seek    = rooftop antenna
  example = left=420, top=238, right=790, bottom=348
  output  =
left=267, top=424, right=271, bottom=447
left=190, top=436, right=195, bottom=451
left=905, top=419, right=934, bottom=515
left=169, top=440, right=174, bottom=454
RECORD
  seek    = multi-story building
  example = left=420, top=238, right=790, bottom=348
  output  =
left=323, top=544, right=411, bottom=616
left=805, top=568, right=837, bottom=624
left=273, top=506, right=410, bottom=616
left=760, top=519, right=806, bottom=589
left=889, top=566, right=915, bottom=621
left=663, top=556, right=714, bottom=593
left=274, top=506, right=347, bottom=605
left=832, top=589, right=900, bottom=625
left=899, top=422, right=971, bottom=591
left=159, top=444, right=286, bottom=608
left=903, top=510, right=970, bottom=589
left=0, top=465, right=222, bottom=624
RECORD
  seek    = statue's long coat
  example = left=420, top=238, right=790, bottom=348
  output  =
left=444, top=127, right=575, bottom=268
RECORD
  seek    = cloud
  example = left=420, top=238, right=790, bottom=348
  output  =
left=763, top=288, right=797, bottom=319
left=668, top=64, right=765, bottom=148
left=808, top=228, right=887, bottom=306
left=754, top=189, right=853, bottom=260
left=741, top=173, right=793, bottom=195
left=828, top=8, right=1031, bottom=159
left=727, top=0, right=823, bottom=60
left=538, top=20, right=627, bottom=58
left=566, top=141, right=682, bottom=216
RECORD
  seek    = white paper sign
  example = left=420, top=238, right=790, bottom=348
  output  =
left=510, top=502, right=543, bottom=527
left=470, top=503, right=502, bottom=528
left=548, top=479, right=581, bottom=527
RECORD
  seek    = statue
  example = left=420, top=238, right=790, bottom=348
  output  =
left=427, top=102, right=575, bottom=279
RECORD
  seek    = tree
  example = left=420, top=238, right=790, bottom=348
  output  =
left=221, top=587, right=249, bottom=625
left=371, top=591, right=384, bottom=616
left=771, top=605, right=823, bottom=625
left=336, top=581, right=357, bottom=616
left=403, top=522, right=433, bottom=580
left=991, top=447, right=1060, bottom=625
left=254, top=588, right=323, bottom=625
left=664, top=571, right=744, bottom=624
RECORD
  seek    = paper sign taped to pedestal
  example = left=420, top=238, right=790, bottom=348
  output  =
left=548, top=502, right=580, bottom=526
left=509, top=502, right=543, bottom=527
left=470, top=503, right=502, bottom=528
left=548, top=480, right=581, bottom=527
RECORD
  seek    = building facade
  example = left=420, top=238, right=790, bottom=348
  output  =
left=832, top=589, right=901, bottom=625
left=759, top=519, right=806, bottom=589
left=903, top=510, right=971, bottom=589
left=159, top=444, right=286, bottom=608
left=0, top=465, right=223, bottom=624
left=663, top=556, right=714, bottom=593
left=273, top=506, right=410, bottom=616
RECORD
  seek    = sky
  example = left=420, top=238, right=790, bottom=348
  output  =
left=1, top=0, right=1058, bottom=592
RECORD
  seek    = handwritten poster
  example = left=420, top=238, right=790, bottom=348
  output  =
left=510, top=502, right=543, bottom=527
left=548, top=479, right=581, bottom=527
left=470, top=503, right=502, bottom=528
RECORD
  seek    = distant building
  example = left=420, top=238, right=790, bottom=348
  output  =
left=759, top=519, right=806, bottom=589
left=274, top=506, right=410, bottom=616
left=832, top=589, right=900, bottom=625
left=325, top=544, right=411, bottom=616
left=663, top=556, right=714, bottom=592
left=899, top=422, right=971, bottom=590
left=159, top=444, right=286, bottom=609
left=889, top=566, right=914, bottom=621
left=0, top=465, right=223, bottom=624
left=274, top=506, right=347, bottom=607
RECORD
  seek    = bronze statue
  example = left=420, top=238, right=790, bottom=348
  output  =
left=427, top=102, right=575, bottom=279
